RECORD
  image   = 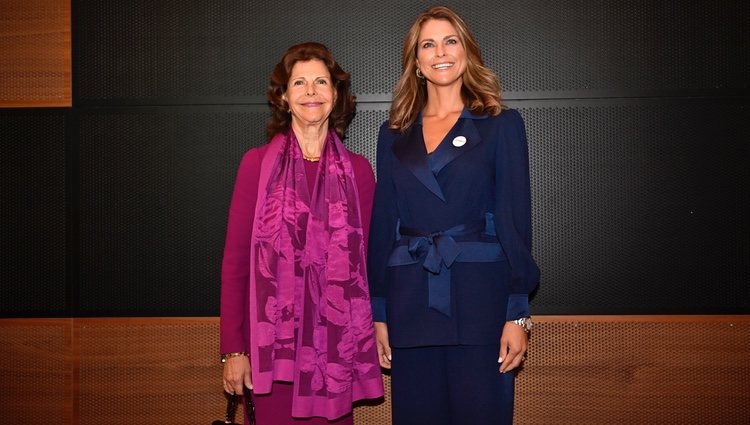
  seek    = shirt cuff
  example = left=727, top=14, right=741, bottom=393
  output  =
left=371, top=296, right=387, bottom=322
left=505, top=294, right=530, bottom=321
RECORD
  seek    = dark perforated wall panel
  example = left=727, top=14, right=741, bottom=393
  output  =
left=1, top=0, right=747, bottom=317
left=75, top=106, right=387, bottom=316
left=517, top=99, right=749, bottom=314
left=74, top=0, right=749, bottom=103
left=478, top=0, right=749, bottom=96
left=77, top=107, right=269, bottom=315
left=0, top=111, right=67, bottom=316
left=74, top=0, right=413, bottom=102
left=346, top=106, right=389, bottom=167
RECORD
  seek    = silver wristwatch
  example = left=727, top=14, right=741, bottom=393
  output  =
left=511, top=316, right=533, bottom=333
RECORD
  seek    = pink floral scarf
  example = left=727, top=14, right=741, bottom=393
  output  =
left=248, top=129, right=382, bottom=420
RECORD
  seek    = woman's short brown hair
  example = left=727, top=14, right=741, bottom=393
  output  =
left=266, top=42, right=356, bottom=139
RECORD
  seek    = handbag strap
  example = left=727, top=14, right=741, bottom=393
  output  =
left=222, top=386, right=255, bottom=425
left=223, top=391, right=238, bottom=423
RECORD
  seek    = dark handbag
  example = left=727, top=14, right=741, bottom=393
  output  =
left=212, top=385, right=256, bottom=425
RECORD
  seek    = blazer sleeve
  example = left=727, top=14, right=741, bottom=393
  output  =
left=367, top=122, right=400, bottom=322
left=220, top=148, right=262, bottom=354
left=494, top=109, right=541, bottom=321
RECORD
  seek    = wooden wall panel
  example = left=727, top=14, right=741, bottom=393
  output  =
left=72, top=318, right=224, bottom=425
left=515, top=316, right=750, bottom=424
left=0, top=0, right=71, bottom=107
left=1, top=316, right=748, bottom=425
left=0, top=319, right=72, bottom=425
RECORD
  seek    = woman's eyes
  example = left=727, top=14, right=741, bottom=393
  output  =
left=421, top=38, right=458, bottom=49
left=291, top=79, right=329, bottom=86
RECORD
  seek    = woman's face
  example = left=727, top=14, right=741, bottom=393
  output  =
left=284, top=59, right=336, bottom=128
left=415, top=19, right=467, bottom=88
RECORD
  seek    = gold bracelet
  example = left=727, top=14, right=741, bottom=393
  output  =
left=220, top=352, right=247, bottom=363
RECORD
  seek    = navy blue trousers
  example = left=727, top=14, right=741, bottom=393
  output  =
left=390, top=345, right=515, bottom=425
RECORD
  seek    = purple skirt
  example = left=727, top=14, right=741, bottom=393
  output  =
left=247, top=382, right=354, bottom=425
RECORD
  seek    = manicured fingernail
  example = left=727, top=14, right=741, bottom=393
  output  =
left=388, top=354, right=392, bottom=361
left=498, top=357, right=503, bottom=363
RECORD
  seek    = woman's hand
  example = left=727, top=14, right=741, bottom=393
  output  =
left=498, top=321, right=528, bottom=373
left=374, top=322, right=392, bottom=369
left=222, top=355, right=252, bottom=395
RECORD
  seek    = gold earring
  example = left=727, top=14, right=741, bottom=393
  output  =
left=416, top=68, right=424, bottom=79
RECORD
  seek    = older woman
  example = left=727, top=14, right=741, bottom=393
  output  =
left=368, top=6, right=540, bottom=425
left=220, top=42, right=383, bottom=425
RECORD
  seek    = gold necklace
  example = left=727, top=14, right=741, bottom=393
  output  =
left=303, top=154, right=320, bottom=162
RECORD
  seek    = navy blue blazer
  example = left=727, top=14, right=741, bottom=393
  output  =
left=367, top=108, right=540, bottom=347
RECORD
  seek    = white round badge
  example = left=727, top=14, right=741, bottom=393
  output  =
left=452, top=136, right=467, bottom=147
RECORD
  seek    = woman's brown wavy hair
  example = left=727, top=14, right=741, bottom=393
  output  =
left=389, top=6, right=502, bottom=132
left=266, top=42, right=356, bottom=139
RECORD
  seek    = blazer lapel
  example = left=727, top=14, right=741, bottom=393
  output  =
left=428, top=110, right=485, bottom=175
left=392, top=124, right=447, bottom=202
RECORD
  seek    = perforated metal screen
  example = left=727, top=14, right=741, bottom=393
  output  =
left=77, top=107, right=269, bottom=315
left=519, top=99, right=749, bottom=314
left=476, top=0, right=750, bottom=94
left=73, top=0, right=411, bottom=101
left=0, top=111, right=67, bottom=316
left=1, top=0, right=748, bottom=317
left=74, top=0, right=749, bottom=102
left=346, top=107, right=390, bottom=167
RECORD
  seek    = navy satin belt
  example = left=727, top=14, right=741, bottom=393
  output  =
left=386, top=213, right=505, bottom=317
